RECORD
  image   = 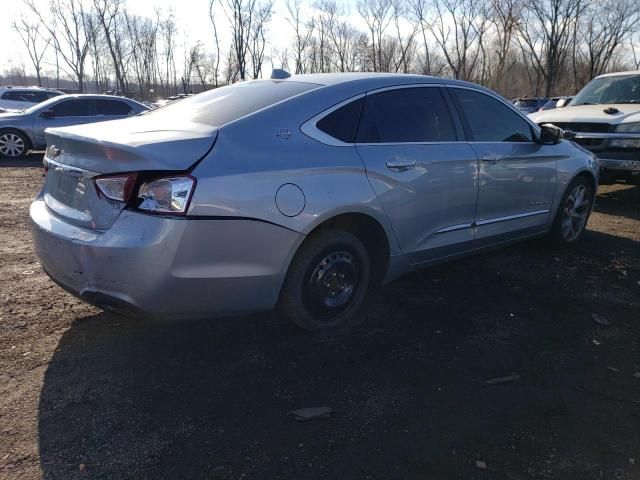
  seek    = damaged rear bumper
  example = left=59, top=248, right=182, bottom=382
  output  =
left=30, top=199, right=303, bottom=320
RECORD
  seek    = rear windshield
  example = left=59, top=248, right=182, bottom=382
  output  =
left=144, top=80, right=320, bottom=126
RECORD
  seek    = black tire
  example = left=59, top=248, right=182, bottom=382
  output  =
left=550, top=175, right=593, bottom=245
left=0, top=129, right=30, bottom=158
left=279, top=229, right=371, bottom=331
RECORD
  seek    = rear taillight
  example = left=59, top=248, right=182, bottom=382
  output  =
left=95, top=174, right=138, bottom=202
left=137, top=176, right=195, bottom=215
left=93, top=173, right=195, bottom=216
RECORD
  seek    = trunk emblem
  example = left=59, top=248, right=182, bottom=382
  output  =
left=46, top=144, right=61, bottom=159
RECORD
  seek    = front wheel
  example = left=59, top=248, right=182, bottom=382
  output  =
left=279, top=230, right=371, bottom=331
left=550, top=176, right=593, bottom=244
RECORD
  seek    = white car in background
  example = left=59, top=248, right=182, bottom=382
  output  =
left=530, top=71, right=640, bottom=183
left=0, top=86, right=63, bottom=111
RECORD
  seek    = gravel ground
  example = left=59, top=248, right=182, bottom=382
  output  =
left=1, top=155, right=639, bottom=480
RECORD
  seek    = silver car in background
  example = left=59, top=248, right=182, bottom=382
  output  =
left=31, top=72, right=598, bottom=331
left=0, top=94, right=148, bottom=158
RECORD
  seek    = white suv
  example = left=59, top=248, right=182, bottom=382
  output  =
left=0, top=86, right=63, bottom=111
left=530, top=71, right=640, bottom=183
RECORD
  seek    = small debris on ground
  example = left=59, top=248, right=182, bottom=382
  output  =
left=476, top=460, right=487, bottom=469
left=633, top=372, right=640, bottom=379
left=484, top=375, right=521, bottom=386
left=592, top=339, right=601, bottom=346
left=591, top=313, right=610, bottom=326
left=606, top=366, right=620, bottom=372
left=288, top=407, right=333, bottom=421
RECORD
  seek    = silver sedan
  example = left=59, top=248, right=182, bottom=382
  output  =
left=31, top=72, right=598, bottom=330
left=0, top=94, right=148, bottom=158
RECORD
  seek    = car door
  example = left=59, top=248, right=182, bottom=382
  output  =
left=32, top=98, right=95, bottom=146
left=448, top=87, right=558, bottom=242
left=354, top=85, right=479, bottom=265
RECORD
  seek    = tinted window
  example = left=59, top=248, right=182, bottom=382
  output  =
left=143, top=80, right=320, bottom=127
left=95, top=99, right=133, bottom=116
left=2, top=91, right=31, bottom=102
left=356, top=87, right=457, bottom=143
left=31, top=91, right=51, bottom=102
left=50, top=99, right=93, bottom=117
left=317, top=97, right=364, bottom=143
left=452, top=89, right=533, bottom=142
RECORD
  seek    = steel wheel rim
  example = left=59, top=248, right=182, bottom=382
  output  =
left=561, top=184, right=590, bottom=241
left=0, top=133, right=25, bottom=157
left=304, top=249, right=360, bottom=321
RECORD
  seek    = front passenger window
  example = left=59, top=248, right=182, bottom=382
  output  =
left=451, top=88, right=533, bottom=142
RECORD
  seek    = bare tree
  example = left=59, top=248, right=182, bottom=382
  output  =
left=248, top=1, right=274, bottom=78
left=428, top=0, right=490, bottom=81
left=208, top=0, right=222, bottom=86
left=357, top=0, right=393, bottom=72
left=487, top=0, right=521, bottom=94
left=24, top=0, right=95, bottom=92
left=220, top=0, right=274, bottom=81
left=516, top=0, right=589, bottom=97
left=92, top=0, right=131, bottom=94
left=316, top=0, right=358, bottom=72
left=574, top=0, right=640, bottom=86
left=390, top=0, right=419, bottom=73
left=13, top=17, right=51, bottom=86
left=286, top=0, right=315, bottom=73
left=407, top=0, right=433, bottom=74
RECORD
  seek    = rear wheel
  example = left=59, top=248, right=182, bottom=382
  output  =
left=279, top=230, right=371, bottom=331
left=550, top=176, right=593, bottom=244
left=0, top=130, right=29, bottom=158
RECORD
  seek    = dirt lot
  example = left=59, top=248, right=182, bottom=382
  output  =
left=1, top=155, right=639, bottom=480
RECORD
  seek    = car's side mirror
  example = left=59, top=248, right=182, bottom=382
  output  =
left=539, top=124, right=563, bottom=145
left=40, top=109, right=55, bottom=119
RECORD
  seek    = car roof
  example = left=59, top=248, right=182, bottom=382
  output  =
left=595, top=70, right=640, bottom=79
left=51, top=93, right=134, bottom=100
left=0, top=85, right=62, bottom=92
left=285, top=72, right=491, bottom=90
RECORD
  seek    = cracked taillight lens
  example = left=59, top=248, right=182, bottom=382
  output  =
left=136, top=175, right=195, bottom=215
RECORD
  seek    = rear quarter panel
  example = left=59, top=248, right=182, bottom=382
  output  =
left=187, top=84, right=402, bottom=257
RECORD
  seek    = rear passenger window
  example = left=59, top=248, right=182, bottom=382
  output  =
left=316, top=97, right=364, bottom=143
left=451, top=88, right=533, bottom=142
left=95, top=99, right=134, bottom=116
left=356, top=87, right=457, bottom=143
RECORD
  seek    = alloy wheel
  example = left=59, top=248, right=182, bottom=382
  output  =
left=561, top=184, right=590, bottom=242
left=0, top=133, right=26, bottom=157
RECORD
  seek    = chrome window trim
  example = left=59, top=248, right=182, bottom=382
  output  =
left=301, top=83, right=451, bottom=147
left=301, top=82, right=543, bottom=147
left=475, top=209, right=549, bottom=226
left=300, top=93, right=366, bottom=147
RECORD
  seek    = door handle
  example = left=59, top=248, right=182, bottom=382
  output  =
left=481, top=155, right=501, bottom=164
left=385, top=160, right=417, bottom=172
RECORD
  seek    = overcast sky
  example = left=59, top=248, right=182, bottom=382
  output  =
left=1, top=0, right=366, bottom=77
